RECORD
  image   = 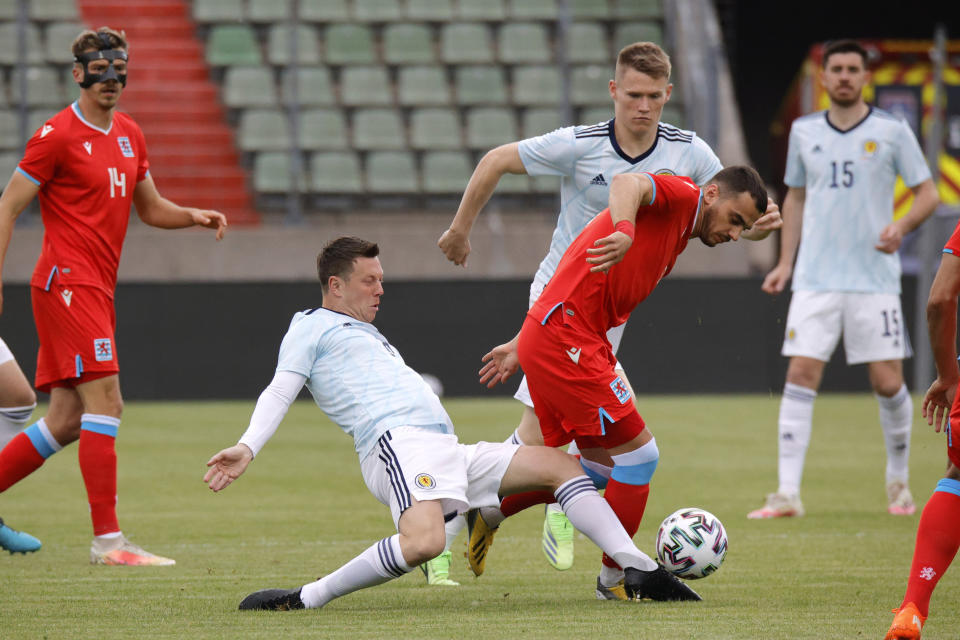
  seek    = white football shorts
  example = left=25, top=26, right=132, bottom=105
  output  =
left=781, top=290, right=911, bottom=365
left=0, top=337, right=14, bottom=366
left=359, top=426, right=521, bottom=528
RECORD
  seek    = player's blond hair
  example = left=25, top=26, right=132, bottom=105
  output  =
left=616, top=42, right=671, bottom=80
left=72, top=26, right=128, bottom=58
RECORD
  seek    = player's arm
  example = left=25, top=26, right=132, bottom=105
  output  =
left=923, top=252, right=960, bottom=432
left=133, top=175, right=227, bottom=240
left=760, top=186, right=805, bottom=295
left=204, top=370, right=306, bottom=491
left=585, top=173, right=654, bottom=273
left=876, top=178, right=940, bottom=254
left=0, top=172, right=41, bottom=315
left=741, top=197, right=783, bottom=241
left=438, top=142, right=527, bottom=267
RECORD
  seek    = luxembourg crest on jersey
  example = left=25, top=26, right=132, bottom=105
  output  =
left=610, top=376, right=631, bottom=404
left=117, top=137, right=135, bottom=158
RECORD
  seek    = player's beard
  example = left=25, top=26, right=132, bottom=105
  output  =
left=827, top=86, right=861, bottom=108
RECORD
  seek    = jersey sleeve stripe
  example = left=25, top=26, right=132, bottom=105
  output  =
left=643, top=172, right=657, bottom=204
left=15, top=166, right=41, bottom=186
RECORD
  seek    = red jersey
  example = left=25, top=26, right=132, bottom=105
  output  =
left=18, top=102, right=150, bottom=296
left=528, top=173, right=702, bottom=336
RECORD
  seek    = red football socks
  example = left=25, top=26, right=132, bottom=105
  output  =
left=901, top=488, right=960, bottom=617
left=601, top=478, right=649, bottom=568
left=0, top=432, right=46, bottom=492
left=79, top=430, right=120, bottom=536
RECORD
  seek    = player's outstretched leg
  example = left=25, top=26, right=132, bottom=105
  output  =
left=0, top=517, right=41, bottom=554
left=623, top=566, right=701, bottom=602
left=239, top=588, right=306, bottom=611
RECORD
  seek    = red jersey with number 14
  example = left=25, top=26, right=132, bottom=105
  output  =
left=528, top=173, right=702, bottom=336
left=18, top=102, right=150, bottom=296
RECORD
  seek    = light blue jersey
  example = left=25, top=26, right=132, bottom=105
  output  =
left=276, top=308, right=454, bottom=459
left=785, top=108, right=932, bottom=293
left=518, top=119, right=722, bottom=287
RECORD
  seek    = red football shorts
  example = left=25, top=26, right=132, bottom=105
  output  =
left=31, top=284, right=119, bottom=392
left=517, top=311, right=642, bottom=448
left=949, top=396, right=960, bottom=468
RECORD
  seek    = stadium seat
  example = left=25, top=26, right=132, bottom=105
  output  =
left=266, top=24, right=321, bottom=65
left=281, top=67, right=334, bottom=106
left=62, top=65, right=80, bottom=102
left=579, top=106, right=612, bottom=125
left=45, top=22, right=85, bottom=64
left=254, top=151, right=307, bottom=193
left=397, top=66, right=450, bottom=106
left=614, top=22, right=663, bottom=50
left=507, top=0, right=557, bottom=19
left=457, top=0, right=506, bottom=21
left=0, top=1, right=15, bottom=19
left=522, top=107, right=563, bottom=138
left=354, top=0, right=402, bottom=21
left=406, top=0, right=455, bottom=21
left=29, top=0, right=79, bottom=21
left=498, top=23, right=551, bottom=64
left=237, top=109, right=291, bottom=152
left=567, top=22, right=608, bottom=63
left=366, top=151, right=418, bottom=192
left=28, top=109, right=56, bottom=135
left=248, top=0, right=292, bottom=22
left=300, top=0, right=350, bottom=22
left=512, top=66, right=561, bottom=106
left=193, top=0, right=243, bottom=23
left=324, top=24, right=376, bottom=65
left=440, top=24, right=493, bottom=64
left=340, top=66, right=393, bottom=106
left=571, top=65, right=611, bottom=105
left=352, top=109, right=406, bottom=150
left=299, top=108, right=349, bottom=150
left=0, top=110, right=17, bottom=148
left=311, top=151, right=362, bottom=193
left=496, top=173, right=530, bottom=193
left=422, top=151, right=471, bottom=193
left=571, top=0, right=610, bottom=18
left=465, top=107, right=517, bottom=149
left=661, top=103, right=685, bottom=128
left=0, top=153, right=18, bottom=185
left=454, top=65, right=507, bottom=105
left=409, top=108, right=461, bottom=150
left=383, top=24, right=435, bottom=64
left=0, top=22, right=43, bottom=65
left=206, top=25, right=262, bottom=66
left=612, top=0, right=664, bottom=18
left=10, top=66, right=63, bottom=107
left=222, top=66, right=277, bottom=108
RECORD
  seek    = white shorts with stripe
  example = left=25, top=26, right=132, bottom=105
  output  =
left=359, top=426, right=520, bottom=529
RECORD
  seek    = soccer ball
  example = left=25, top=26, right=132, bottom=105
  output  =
left=655, top=507, right=728, bottom=579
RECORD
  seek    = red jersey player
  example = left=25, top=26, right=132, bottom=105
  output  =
left=884, top=220, right=960, bottom=639
left=467, top=167, right=766, bottom=599
left=0, top=27, right=226, bottom=565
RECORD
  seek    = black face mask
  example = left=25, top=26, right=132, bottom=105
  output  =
left=75, top=33, right=128, bottom=88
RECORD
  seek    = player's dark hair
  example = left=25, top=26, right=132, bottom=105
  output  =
left=822, top=39, right=868, bottom=69
left=616, top=41, right=671, bottom=80
left=72, top=27, right=128, bottom=58
left=317, top=237, right=380, bottom=293
left=709, top=166, right=768, bottom=215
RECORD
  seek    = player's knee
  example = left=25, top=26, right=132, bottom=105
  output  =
left=2, top=387, right=37, bottom=409
left=610, top=438, right=659, bottom=486
left=404, top=526, right=446, bottom=564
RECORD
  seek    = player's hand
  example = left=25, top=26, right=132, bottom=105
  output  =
left=761, top=263, right=792, bottom=295
left=204, top=443, right=254, bottom=492
left=190, top=208, right=228, bottom=241
left=479, top=341, right=520, bottom=388
left=438, top=227, right=471, bottom=267
left=922, top=377, right=958, bottom=433
left=586, top=231, right=632, bottom=273
left=875, top=222, right=905, bottom=254
left=742, top=198, right=782, bottom=241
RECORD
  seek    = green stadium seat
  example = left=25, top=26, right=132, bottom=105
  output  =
left=496, top=173, right=530, bottom=193
left=0, top=152, right=18, bottom=186
left=568, top=22, right=608, bottom=63
left=406, top=0, right=455, bottom=21
left=248, top=0, right=292, bottom=22
left=63, top=65, right=80, bottom=102
left=579, top=106, right=612, bottom=125
left=0, top=1, right=15, bottom=20
left=0, top=110, right=17, bottom=148
left=300, top=0, right=350, bottom=22
left=421, top=151, right=471, bottom=193
left=311, top=151, right=362, bottom=193
left=440, top=24, right=493, bottom=64
left=522, top=107, right=563, bottom=139
left=222, top=66, right=277, bottom=108
left=281, top=67, right=334, bottom=106
left=571, top=0, right=610, bottom=18
left=352, top=109, right=405, bottom=150
left=354, top=0, right=402, bottom=21
left=383, top=24, right=435, bottom=64
left=457, top=0, right=505, bottom=20
left=206, top=25, right=262, bottom=66
left=299, top=108, right=348, bottom=150
left=238, top=109, right=290, bottom=152
left=498, top=23, right=551, bottom=64
left=324, top=24, right=375, bottom=65
left=465, top=107, right=516, bottom=149
left=570, top=65, right=610, bottom=105
left=614, top=22, right=663, bottom=50
left=0, top=22, right=43, bottom=65
left=454, top=65, right=507, bottom=105
left=507, top=0, right=557, bottom=19
left=10, top=66, right=63, bottom=107
left=254, top=151, right=307, bottom=193
left=340, top=66, right=393, bottom=106
left=397, top=66, right=450, bottom=106
left=193, top=0, right=243, bottom=23
left=366, top=151, right=418, bottom=192
left=266, top=24, right=320, bottom=65
left=45, top=22, right=85, bottom=64
left=512, top=66, right=561, bottom=106
left=612, top=0, right=663, bottom=18
left=409, top=108, right=461, bottom=150
left=29, top=0, right=79, bottom=21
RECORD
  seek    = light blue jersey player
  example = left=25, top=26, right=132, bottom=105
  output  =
left=749, top=40, right=940, bottom=521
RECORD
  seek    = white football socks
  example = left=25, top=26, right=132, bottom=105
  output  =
left=0, top=403, right=36, bottom=449
left=777, top=382, right=816, bottom=497
left=300, top=534, right=411, bottom=609
left=443, top=515, right=466, bottom=551
left=877, top=384, right=912, bottom=484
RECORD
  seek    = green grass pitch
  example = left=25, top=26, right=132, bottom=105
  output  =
left=1, top=395, right=957, bottom=639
